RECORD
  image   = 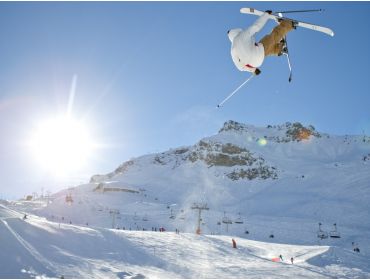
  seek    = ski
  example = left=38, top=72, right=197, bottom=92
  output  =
left=240, top=7, right=334, bottom=37
left=274, top=9, right=324, bottom=14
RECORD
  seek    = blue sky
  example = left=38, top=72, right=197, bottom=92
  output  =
left=0, top=2, right=369, bottom=198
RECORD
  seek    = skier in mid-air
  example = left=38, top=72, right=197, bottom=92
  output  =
left=227, top=11, right=295, bottom=75
left=217, top=7, right=333, bottom=108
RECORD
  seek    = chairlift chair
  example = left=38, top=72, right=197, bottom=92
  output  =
left=169, top=209, right=175, bottom=219
left=222, top=216, right=232, bottom=224
left=317, top=222, right=328, bottom=239
left=234, top=213, right=244, bottom=224
left=221, top=211, right=231, bottom=224
left=329, top=223, right=341, bottom=238
left=317, top=231, right=328, bottom=239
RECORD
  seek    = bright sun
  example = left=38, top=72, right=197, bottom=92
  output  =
left=29, top=116, right=94, bottom=175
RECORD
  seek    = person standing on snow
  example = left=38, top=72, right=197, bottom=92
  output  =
left=232, top=238, right=237, bottom=249
left=228, top=10, right=295, bottom=75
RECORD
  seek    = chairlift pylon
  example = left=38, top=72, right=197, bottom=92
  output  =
left=222, top=216, right=232, bottom=224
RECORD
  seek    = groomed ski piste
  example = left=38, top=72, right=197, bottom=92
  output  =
left=2, top=121, right=370, bottom=278
left=1, top=205, right=369, bottom=279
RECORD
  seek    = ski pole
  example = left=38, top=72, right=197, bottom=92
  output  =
left=217, top=74, right=254, bottom=108
left=274, top=9, right=323, bottom=14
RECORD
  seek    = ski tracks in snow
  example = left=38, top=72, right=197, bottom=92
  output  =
left=0, top=219, right=58, bottom=276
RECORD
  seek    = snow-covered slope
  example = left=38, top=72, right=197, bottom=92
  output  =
left=5, top=120, right=370, bottom=278
left=1, top=204, right=369, bottom=279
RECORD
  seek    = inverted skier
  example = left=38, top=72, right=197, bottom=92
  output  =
left=227, top=11, right=295, bottom=75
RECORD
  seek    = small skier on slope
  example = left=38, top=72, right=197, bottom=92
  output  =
left=232, top=238, right=237, bottom=249
left=227, top=10, right=295, bottom=75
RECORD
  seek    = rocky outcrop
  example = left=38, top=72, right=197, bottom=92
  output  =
left=219, top=120, right=246, bottom=133
left=285, top=122, right=321, bottom=141
left=227, top=166, right=278, bottom=181
left=186, top=140, right=278, bottom=180
left=186, top=141, right=255, bottom=167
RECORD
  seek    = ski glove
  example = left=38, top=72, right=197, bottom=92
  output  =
left=254, top=68, right=261, bottom=75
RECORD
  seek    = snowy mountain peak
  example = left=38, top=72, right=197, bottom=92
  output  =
left=218, top=120, right=321, bottom=142
left=90, top=120, right=370, bottom=186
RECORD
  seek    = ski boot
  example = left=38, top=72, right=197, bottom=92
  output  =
left=292, top=20, right=298, bottom=30
left=278, top=38, right=288, bottom=56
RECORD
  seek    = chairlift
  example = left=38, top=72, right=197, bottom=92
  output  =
left=234, top=212, right=244, bottom=224
left=133, top=212, right=139, bottom=221
left=329, top=223, right=341, bottom=238
left=222, top=216, right=232, bottom=224
left=169, top=209, right=175, bottom=219
left=222, top=217, right=232, bottom=225
left=142, top=215, right=148, bottom=222
left=221, top=212, right=232, bottom=232
left=317, top=222, right=328, bottom=239
left=222, top=211, right=232, bottom=224
left=217, top=221, right=221, bottom=226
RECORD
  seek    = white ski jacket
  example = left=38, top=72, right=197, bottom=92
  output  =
left=228, top=13, right=270, bottom=73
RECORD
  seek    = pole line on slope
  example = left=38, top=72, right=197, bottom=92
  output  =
left=217, top=74, right=255, bottom=108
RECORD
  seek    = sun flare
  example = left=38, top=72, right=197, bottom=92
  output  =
left=29, top=116, right=94, bottom=175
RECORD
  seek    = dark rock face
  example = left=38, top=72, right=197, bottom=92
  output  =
left=186, top=140, right=278, bottom=181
